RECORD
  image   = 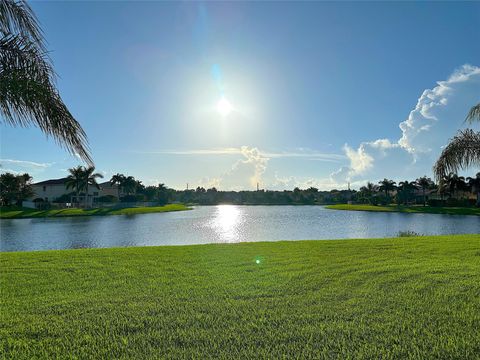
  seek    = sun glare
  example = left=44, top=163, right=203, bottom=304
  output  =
left=216, top=97, right=233, bottom=117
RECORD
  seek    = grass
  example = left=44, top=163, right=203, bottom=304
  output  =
left=1, top=235, right=479, bottom=359
left=326, top=203, right=480, bottom=216
left=0, top=204, right=191, bottom=219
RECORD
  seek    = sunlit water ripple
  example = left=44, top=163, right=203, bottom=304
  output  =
left=1, top=205, right=479, bottom=252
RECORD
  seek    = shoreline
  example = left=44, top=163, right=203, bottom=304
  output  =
left=0, top=204, right=191, bottom=220
left=326, top=203, right=480, bottom=216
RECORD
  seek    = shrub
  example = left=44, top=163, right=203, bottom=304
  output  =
left=398, top=230, right=422, bottom=237
left=445, top=198, right=475, bottom=207
left=97, top=195, right=118, bottom=203
left=52, top=193, right=75, bottom=203
left=427, top=199, right=446, bottom=207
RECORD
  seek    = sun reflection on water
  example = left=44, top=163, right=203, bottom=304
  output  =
left=209, top=205, right=244, bottom=242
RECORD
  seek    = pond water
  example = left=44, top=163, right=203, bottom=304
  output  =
left=1, top=205, right=479, bottom=252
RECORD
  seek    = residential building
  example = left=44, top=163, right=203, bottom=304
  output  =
left=31, top=178, right=123, bottom=207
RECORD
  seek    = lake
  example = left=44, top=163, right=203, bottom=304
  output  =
left=1, top=205, right=479, bottom=252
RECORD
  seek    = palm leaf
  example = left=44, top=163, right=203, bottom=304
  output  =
left=465, top=103, right=480, bottom=124
left=0, top=0, right=44, bottom=49
left=0, top=0, right=92, bottom=164
left=434, top=129, right=480, bottom=181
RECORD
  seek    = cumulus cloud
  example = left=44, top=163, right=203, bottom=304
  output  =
left=332, top=64, right=480, bottom=186
left=191, top=146, right=269, bottom=190
left=218, top=146, right=269, bottom=190
left=398, top=64, right=480, bottom=156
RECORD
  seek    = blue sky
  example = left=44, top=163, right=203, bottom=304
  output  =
left=1, top=1, right=479, bottom=190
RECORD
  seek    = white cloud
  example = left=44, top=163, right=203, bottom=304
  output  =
left=129, top=147, right=345, bottom=162
left=0, top=159, right=52, bottom=169
left=0, top=159, right=53, bottom=177
left=343, top=143, right=374, bottom=175
left=332, top=64, right=480, bottom=186
left=218, top=146, right=269, bottom=190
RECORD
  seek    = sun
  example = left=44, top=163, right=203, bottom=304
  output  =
left=216, top=97, right=233, bottom=117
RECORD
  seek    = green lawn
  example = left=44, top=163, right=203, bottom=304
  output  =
left=0, top=204, right=191, bottom=219
left=1, top=235, right=479, bottom=359
left=326, top=203, right=480, bottom=216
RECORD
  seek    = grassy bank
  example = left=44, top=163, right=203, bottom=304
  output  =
left=1, top=235, right=479, bottom=358
left=326, top=203, right=480, bottom=216
left=0, top=204, right=191, bottom=219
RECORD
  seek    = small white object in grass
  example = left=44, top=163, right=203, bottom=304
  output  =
left=255, top=259, right=260, bottom=264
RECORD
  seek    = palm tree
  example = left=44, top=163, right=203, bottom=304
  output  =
left=415, top=176, right=434, bottom=206
left=467, top=172, right=480, bottom=207
left=0, top=0, right=91, bottom=164
left=398, top=181, right=417, bottom=205
left=122, top=176, right=137, bottom=196
left=65, top=166, right=87, bottom=206
left=436, top=178, right=449, bottom=201
left=359, top=182, right=377, bottom=204
left=443, top=173, right=466, bottom=199
left=84, top=166, right=103, bottom=207
left=109, top=173, right=125, bottom=200
left=157, top=183, right=170, bottom=204
left=378, top=179, right=396, bottom=201
left=434, top=103, right=480, bottom=181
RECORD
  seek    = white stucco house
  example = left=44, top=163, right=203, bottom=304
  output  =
left=30, top=178, right=123, bottom=207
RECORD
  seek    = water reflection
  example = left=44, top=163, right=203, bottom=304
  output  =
left=1, top=206, right=479, bottom=252
left=208, top=205, right=245, bottom=242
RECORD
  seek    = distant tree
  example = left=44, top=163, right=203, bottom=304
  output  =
left=135, top=180, right=145, bottom=193
left=109, top=173, right=125, bottom=200
left=443, top=173, right=466, bottom=199
left=15, top=173, right=34, bottom=206
left=397, top=181, right=418, bottom=205
left=0, top=0, right=91, bottom=163
left=157, top=183, right=169, bottom=205
left=1, top=172, right=18, bottom=205
left=359, top=182, right=377, bottom=204
left=415, top=176, right=434, bottom=206
left=143, top=186, right=158, bottom=201
left=84, top=166, right=103, bottom=206
left=378, top=179, right=396, bottom=200
left=0, top=172, right=34, bottom=206
left=467, top=172, right=480, bottom=206
left=65, top=166, right=86, bottom=206
left=121, top=176, right=137, bottom=196
left=436, top=180, right=450, bottom=201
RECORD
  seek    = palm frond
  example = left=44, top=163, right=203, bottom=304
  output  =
left=0, top=35, right=92, bottom=164
left=0, top=0, right=44, bottom=50
left=434, top=129, right=480, bottom=181
left=465, top=103, right=480, bottom=124
left=0, top=0, right=91, bottom=164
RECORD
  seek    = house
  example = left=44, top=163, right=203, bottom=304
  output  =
left=30, top=178, right=123, bottom=207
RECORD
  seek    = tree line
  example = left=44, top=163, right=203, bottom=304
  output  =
left=3, top=167, right=478, bottom=208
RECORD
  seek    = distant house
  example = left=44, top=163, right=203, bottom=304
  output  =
left=31, top=178, right=123, bottom=207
